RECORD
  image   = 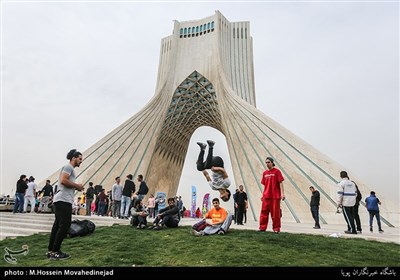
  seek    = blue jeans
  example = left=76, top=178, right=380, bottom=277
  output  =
left=13, top=193, right=25, bottom=213
left=368, top=210, right=382, bottom=229
left=120, top=196, right=131, bottom=217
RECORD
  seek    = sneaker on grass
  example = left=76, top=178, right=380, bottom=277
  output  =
left=191, top=230, right=203, bottom=237
left=50, top=251, right=70, bottom=260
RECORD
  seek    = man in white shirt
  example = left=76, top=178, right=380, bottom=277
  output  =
left=337, top=171, right=357, bottom=234
left=24, top=176, right=37, bottom=213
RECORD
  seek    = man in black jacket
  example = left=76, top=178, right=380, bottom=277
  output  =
left=150, top=197, right=180, bottom=230
left=309, top=186, right=321, bottom=229
left=353, top=181, right=362, bottom=233
left=39, top=180, right=54, bottom=213
left=85, top=182, right=95, bottom=216
left=121, top=174, right=135, bottom=219
left=136, top=174, right=148, bottom=201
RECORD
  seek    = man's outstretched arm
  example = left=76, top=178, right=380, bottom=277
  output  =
left=202, top=170, right=212, bottom=182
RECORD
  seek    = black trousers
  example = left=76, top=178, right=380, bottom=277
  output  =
left=48, top=201, right=72, bottom=252
left=196, top=146, right=213, bottom=171
left=236, top=203, right=246, bottom=224
left=310, top=205, right=320, bottom=227
left=353, top=204, right=362, bottom=231
left=343, top=206, right=356, bottom=233
left=154, top=215, right=179, bottom=228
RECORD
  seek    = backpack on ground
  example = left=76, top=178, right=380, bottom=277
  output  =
left=68, top=219, right=96, bottom=238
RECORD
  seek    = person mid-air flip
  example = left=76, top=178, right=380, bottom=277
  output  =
left=196, top=140, right=231, bottom=202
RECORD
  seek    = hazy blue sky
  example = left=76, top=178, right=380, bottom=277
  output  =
left=1, top=1, right=398, bottom=211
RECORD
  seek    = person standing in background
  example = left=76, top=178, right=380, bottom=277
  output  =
left=352, top=181, right=362, bottom=233
left=85, top=182, right=94, bottom=216
left=136, top=175, right=148, bottom=201
left=47, top=149, right=84, bottom=260
left=259, top=157, right=285, bottom=233
left=365, top=191, right=384, bottom=233
left=39, top=180, right=54, bottom=213
left=309, top=186, right=320, bottom=229
left=235, top=185, right=248, bottom=225
left=337, top=171, right=357, bottom=235
left=111, top=177, right=123, bottom=219
left=24, top=176, right=37, bottom=213
left=13, top=175, right=28, bottom=214
left=146, top=194, right=156, bottom=218
left=121, top=174, right=135, bottom=219
left=233, top=188, right=239, bottom=224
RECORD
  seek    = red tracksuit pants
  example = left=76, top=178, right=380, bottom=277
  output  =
left=259, top=198, right=281, bottom=232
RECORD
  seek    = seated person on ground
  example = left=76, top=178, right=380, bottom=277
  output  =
left=196, top=140, right=231, bottom=202
left=150, top=197, right=180, bottom=230
left=192, top=197, right=233, bottom=236
left=130, top=199, right=148, bottom=229
left=72, top=197, right=82, bottom=215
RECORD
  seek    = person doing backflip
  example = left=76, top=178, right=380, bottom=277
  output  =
left=196, top=140, right=231, bottom=202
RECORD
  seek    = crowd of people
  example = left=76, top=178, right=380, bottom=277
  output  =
left=13, top=176, right=55, bottom=214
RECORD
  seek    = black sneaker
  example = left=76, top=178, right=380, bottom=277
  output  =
left=379, top=229, right=384, bottom=233
left=206, top=140, right=215, bottom=147
left=197, top=142, right=207, bottom=150
left=50, top=251, right=70, bottom=260
left=370, top=227, right=373, bottom=232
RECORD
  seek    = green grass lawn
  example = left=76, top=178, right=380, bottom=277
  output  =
left=1, top=224, right=399, bottom=267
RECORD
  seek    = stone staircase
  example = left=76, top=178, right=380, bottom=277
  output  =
left=0, top=212, right=130, bottom=240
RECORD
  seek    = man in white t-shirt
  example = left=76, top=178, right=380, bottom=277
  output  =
left=24, top=176, right=37, bottom=213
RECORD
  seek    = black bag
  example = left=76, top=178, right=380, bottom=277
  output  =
left=68, top=219, right=96, bottom=238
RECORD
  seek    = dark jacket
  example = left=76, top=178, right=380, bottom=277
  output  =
left=137, top=181, right=148, bottom=195
left=310, top=190, right=320, bottom=207
left=16, top=179, right=28, bottom=194
left=123, top=180, right=136, bottom=197
left=354, top=182, right=362, bottom=206
left=41, top=183, right=54, bottom=197
left=86, top=186, right=94, bottom=200
left=159, top=204, right=180, bottom=221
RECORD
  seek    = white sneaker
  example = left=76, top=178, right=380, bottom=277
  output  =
left=191, top=230, right=203, bottom=237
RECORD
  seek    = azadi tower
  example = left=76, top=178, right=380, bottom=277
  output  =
left=45, top=11, right=397, bottom=227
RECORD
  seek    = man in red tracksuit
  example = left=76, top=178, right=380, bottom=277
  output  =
left=259, top=157, right=285, bottom=233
